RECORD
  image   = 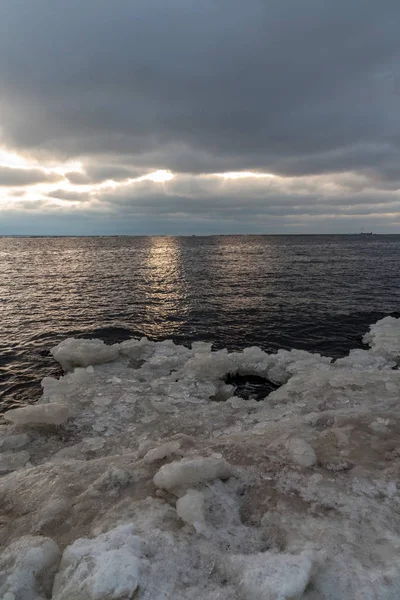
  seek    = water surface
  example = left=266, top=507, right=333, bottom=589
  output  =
left=1, top=235, right=399, bottom=408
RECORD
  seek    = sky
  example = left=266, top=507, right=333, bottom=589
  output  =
left=1, top=0, right=400, bottom=235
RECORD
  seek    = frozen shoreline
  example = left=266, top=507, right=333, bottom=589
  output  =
left=1, top=316, right=400, bottom=598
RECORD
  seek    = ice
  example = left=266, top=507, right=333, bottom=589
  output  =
left=334, top=348, right=395, bottom=370
left=0, top=451, right=30, bottom=474
left=176, top=489, right=206, bottom=534
left=153, top=456, right=233, bottom=493
left=363, top=316, right=400, bottom=361
left=285, top=438, right=317, bottom=467
left=4, top=403, right=73, bottom=426
left=0, top=434, right=30, bottom=451
left=51, top=337, right=119, bottom=371
left=225, top=550, right=314, bottom=600
left=0, top=535, right=60, bottom=599
left=1, top=316, right=400, bottom=598
left=142, top=440, right=181, bottom=463
left=52, top=524, right=140, bottom=600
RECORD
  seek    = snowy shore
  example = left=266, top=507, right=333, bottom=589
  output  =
left=1, top=316, right=400, bottom=599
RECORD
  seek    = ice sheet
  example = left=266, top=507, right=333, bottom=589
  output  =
left=1, top=318, right=400, bottom=598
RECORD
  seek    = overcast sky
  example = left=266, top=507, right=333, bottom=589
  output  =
left=1, top=0, right=400, bottom=235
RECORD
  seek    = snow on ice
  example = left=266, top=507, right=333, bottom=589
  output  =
left=1, top=317, right=400, bottom=597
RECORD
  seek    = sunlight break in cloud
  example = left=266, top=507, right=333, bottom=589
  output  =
left=141, top=170, right=175, bottom=183
left=215, top=171, right=275, bottom=180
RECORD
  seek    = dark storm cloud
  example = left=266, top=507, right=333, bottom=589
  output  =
left=0, top=166, right=62, bottom=187
left=1, top=0, right=400, bottom=181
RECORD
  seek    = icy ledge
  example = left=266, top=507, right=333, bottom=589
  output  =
left=1, top=317, right=400, bottom=598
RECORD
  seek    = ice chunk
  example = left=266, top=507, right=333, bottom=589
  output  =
left=92, top=467, right=133, bottom=493
left=191, top=341, right=213, bottom=353
left=181, top=349, right=234, bottom=382
left=83, top=437, right=106, bottom=450
left=119, top=336, right=155, bottom=363
left=137, top=440, right=155, bottom=458
left=0, top=535, right=60, bottom=600
left=334, top=349, right=395, bottom=370
left=153, top=456, right=233, bottom=493
left=3, top=403, right=73, bottom=426
left=363, top=316, right=400, bottom=361
left=267, top=348, right=331, bottom=384
left=0, top=451, right=30, bottom=474
left=51, top=337, right=119, bottom=372
left=52, top=524, right=140, bottom=600
left=50, top=444, right=86, bottom=463
left=143, top=440, right=181, bottom=463
left=176, top=489, right=206, bottom=534
left=226, top=549, right=314, bottom=600
left=0, top=434, right=30, bottom=451
left=286, top=438, right=317, bottom=467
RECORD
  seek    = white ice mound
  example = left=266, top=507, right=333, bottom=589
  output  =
left=51, top=338, right=119, bottom=371
left=0, top=535, right=60, bottom=600
left=153, top=456, right=233, bottom=493
left=363, top=316, right=400, bottom=361
left=285, top=438, right=317, bottom=467
left=4, top=403, right=72, bottom=426
left=52, top=524, right=140, bottom=600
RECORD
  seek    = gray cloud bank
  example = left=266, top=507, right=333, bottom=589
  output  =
left=0, top=166, right=61, bottom=187
left=1, top=0, right=400, bottom=233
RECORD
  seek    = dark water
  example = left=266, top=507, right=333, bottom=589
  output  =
left=1, top=235, right=400, bottom=409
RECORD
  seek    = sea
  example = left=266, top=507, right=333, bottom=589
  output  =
left=1, top=234, right=400, bottom=410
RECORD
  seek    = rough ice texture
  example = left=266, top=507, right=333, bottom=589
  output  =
left=0, top=535, right=60, bottom=599
left=0, top=434, right=30, bottom=451
left=363, top=315, right=400, bottom=361
left=225, top=550, right=315, bottom=600
left=0, top=451, right=30, bottom=474
left=1, top=317, right=400, bottom=598
left=52, top=524, right=140, bottom=600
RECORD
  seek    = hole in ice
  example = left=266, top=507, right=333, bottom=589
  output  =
left=223, top=373, right=280, bottom=401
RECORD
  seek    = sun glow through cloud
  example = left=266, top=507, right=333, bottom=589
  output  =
left=0, top=149, right=31, bottom=169
left=216, top=171, right=275, bottom=180
left=142, top=170, right=175, bottom=183
left=0, top=146, right=85, bottom=176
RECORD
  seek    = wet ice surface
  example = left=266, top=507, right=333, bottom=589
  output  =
left=1, top=317, right=400, bottom=598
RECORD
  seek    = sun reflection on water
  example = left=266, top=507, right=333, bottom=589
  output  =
left=141, top=237, right=189, bottom=338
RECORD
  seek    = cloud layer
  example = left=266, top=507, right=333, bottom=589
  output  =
left=1, top=0, right=400, bottom=233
